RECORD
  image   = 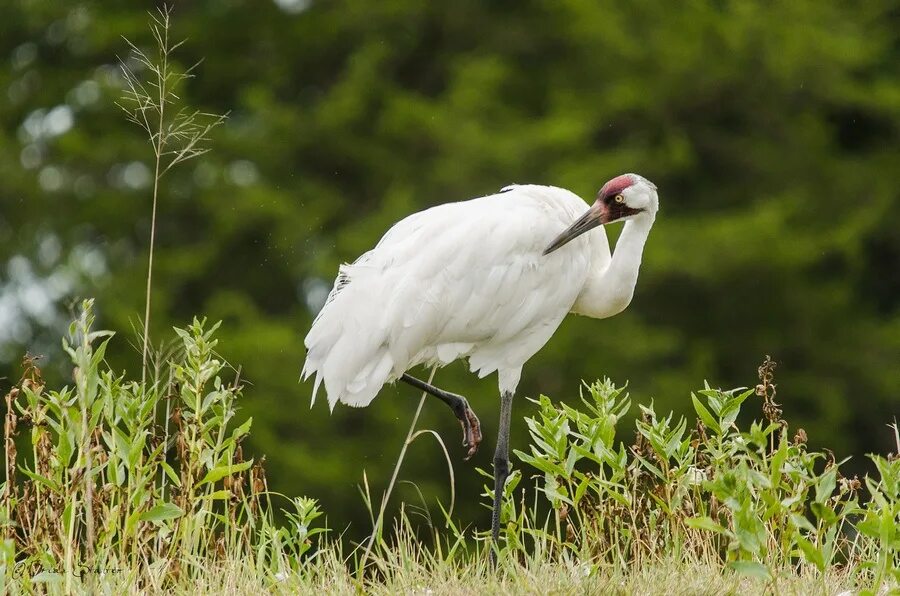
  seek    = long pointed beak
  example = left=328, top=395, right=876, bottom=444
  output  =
left=543, top=202, right=608, bottom=255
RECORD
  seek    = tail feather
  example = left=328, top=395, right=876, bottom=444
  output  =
left=302, top=260, right=399, bottom=410
left=310, top=373, right=323, bottom=408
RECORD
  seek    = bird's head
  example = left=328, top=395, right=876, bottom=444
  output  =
left=543, top=173, right=658, bottom=255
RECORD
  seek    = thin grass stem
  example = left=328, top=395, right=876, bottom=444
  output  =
left=359, top=365, right=437, bottom=574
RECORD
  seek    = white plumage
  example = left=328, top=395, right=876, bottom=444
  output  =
left=302, top=177, right=659, bottom=411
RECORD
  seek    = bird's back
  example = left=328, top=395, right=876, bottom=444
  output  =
left=302, top=185, right=605, bottom=409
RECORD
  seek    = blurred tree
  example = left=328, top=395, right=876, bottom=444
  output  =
left=1, top=0, right=898, bottom=538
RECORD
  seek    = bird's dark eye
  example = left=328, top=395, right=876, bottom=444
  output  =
left=614, top=194, right=625, bottom=203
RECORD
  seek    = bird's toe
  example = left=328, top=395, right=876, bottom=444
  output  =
left=459, top=419, right=470, bottom=449
left=463, top=407, right=482, bottom=460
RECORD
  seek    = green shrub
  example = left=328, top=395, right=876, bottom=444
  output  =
left=511, top=376, right=898, bottom=593
left=0, top=300, right=325, bottom=592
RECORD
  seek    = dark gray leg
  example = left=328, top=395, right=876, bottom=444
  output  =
left=400, top=373, right=482, bottom=459
left=490, top=390, right=514, bottom=565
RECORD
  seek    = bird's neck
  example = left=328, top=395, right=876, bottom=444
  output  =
left=572, top=214, right=655, bottom=319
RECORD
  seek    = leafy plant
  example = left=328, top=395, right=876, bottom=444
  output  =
left=0, top=300, right=325, bottom=592
left=511, top=369, right=897, bottom=593
left=854, top=432, right=900, bottom=593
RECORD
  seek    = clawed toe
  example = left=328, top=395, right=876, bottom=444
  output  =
left=399, top=375, right=485, bottom=462
left=462, top=406, right=482, bottom=460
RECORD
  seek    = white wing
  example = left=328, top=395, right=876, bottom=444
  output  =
left=302, top=185, right=602, bottom=409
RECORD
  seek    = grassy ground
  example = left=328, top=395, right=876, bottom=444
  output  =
left=2, top=303, right=897, bottom=595
left=24, top=552, right=855, bottom=595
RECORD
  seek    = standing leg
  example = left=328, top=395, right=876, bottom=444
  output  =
left=490, top=390, right=514, bottom=565
left=400, top=373, right=482, bottom=459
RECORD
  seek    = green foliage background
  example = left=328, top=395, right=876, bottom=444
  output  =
left=1, top=0, right=898, bottom=536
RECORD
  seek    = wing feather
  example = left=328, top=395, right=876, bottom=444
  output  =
left=302, top=185, right=595, bottom=407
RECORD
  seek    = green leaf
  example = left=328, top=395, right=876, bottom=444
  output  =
left=517, top=452, right=566, bottom=477
left=769, top=434, right=788, bottom=489
left=140, top=502, right=184, bottom=522
left=542, top=486, right=572, bottom=507
left=855, top=517, right=880, bottom=538
left=128, top=430, right=147, bottom=468
left=18, top=467, right=61, bottom=492
left=31, top=571, right=64, bottom=584
left=789, top=513, right=816, bottom=533
left=231, top=416, right=253, bottom=441
left=686, top=516, right=728, bottom=534
left=573, top=475, right=591, bottom=505
left=720, top=389, right=753, bottom=429
left=728, top=560, right=772, bottom=580
left=564, top=445, right=579, bottom=476
left=815, top=467, right=837, bottom=503
left=633, top=453, right=665, bottom=481
left=113, top=427, right=131, bottom=463
left=198, top=460, right=253, bottom=485
left=62, top=500, right=73, bottom=536
left=797, top=536, right=825, bottom=571
left=91, top=336, right=112, bottom=367
left=649, top=493, right=672, bottom=515
left=810, top=502, right=838, bottom=524
left=161, top=461, right=181, bottom=487
left=57, top=430, right=73, bottom=468
left=735, top=525, right=763, bottom=555
left=125, top=509, right=142, bottom=536
left=691, top=393, right=721, bottom=435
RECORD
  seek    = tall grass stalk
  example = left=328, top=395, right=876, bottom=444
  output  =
left=116, top=5, right=227, bottom=386
left=359, top=365, right=455, bottom=573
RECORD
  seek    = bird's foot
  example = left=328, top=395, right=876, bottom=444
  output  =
left=458, top=401, right=482, bottom=460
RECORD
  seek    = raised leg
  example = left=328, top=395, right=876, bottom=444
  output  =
left=490, top=390, right=514, bottom=566
left=400, top=373, right=482, bottom=459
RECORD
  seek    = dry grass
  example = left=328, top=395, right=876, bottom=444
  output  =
left=31, top=550, right=855, bottom=595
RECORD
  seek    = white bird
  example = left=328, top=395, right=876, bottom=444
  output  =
left=302, top=173, right=659, bottom=556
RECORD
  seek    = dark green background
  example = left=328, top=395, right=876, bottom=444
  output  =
left=1, top=0, right=898, bottom=538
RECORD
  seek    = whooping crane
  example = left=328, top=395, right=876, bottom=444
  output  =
left=302, top=173, right=659, bottom=559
